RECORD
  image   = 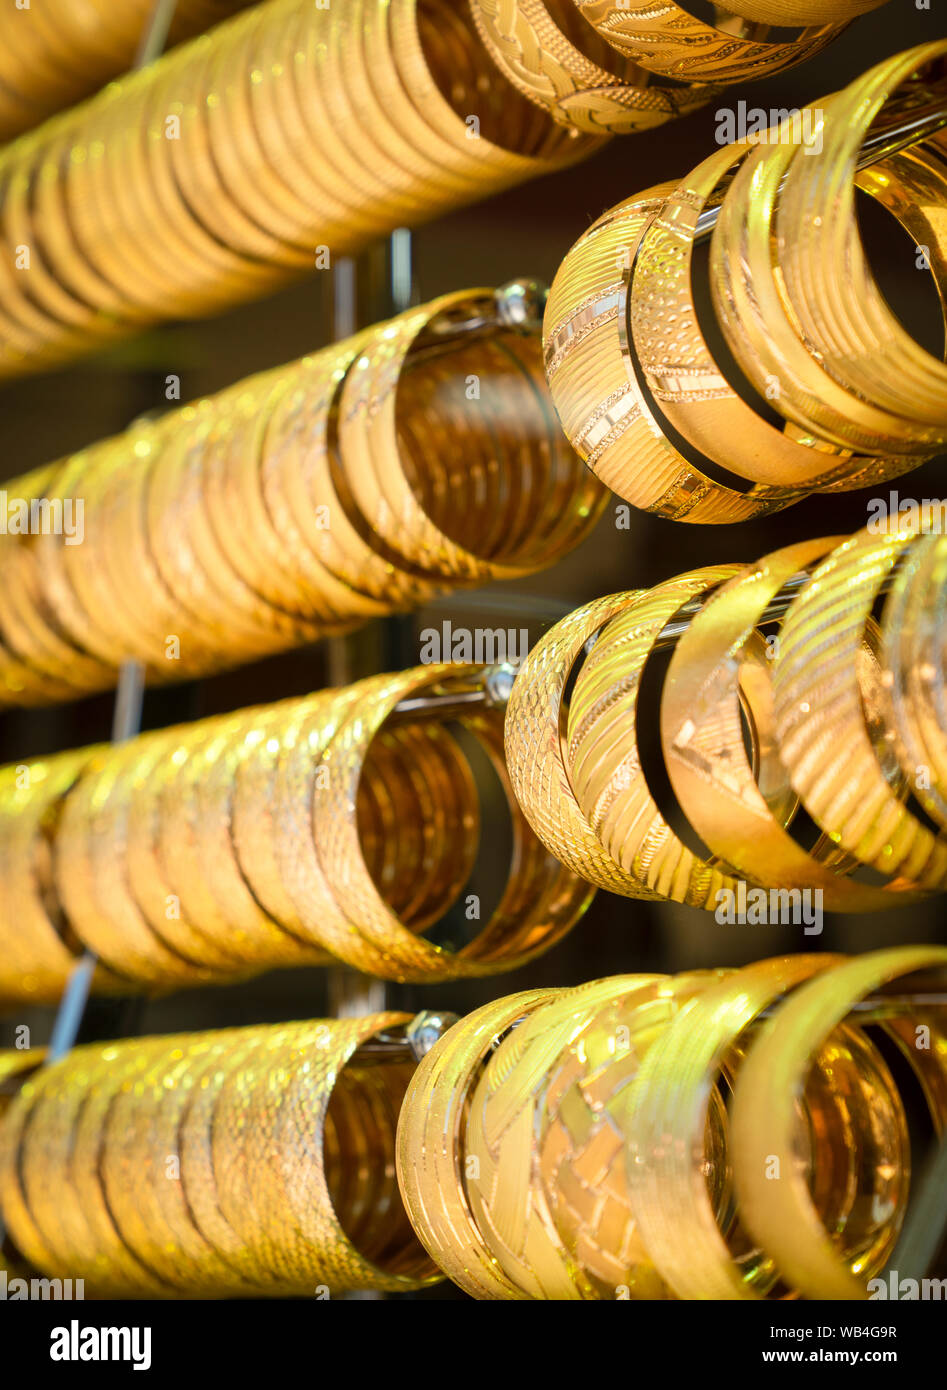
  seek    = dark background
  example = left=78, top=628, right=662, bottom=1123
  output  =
left=0, top=0, right=945, bottom=1296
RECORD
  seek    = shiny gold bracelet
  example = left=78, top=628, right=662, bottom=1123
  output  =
left=394, top=950, right=946, bottom=1298
left=0, top=0, right=603, bottom=377
left=0, top=284, right=602, bottom=706
left=468, top=0, right=717, bottom=134
left=504, top=517, right=947, bottom=911
left=731, top=945, right=947, bottom=1300
left=0, top=0, right=253, bottom=141
left=0, top=665, right=594, bottom=998
left=772, top=521, right=947, bottom=890
left=570, top=0, right=846, bottom=83
left=0, top=1016, right=440, bottom=1297
left=396, top=990, right=562, bottom=1298
left=546, top=42, right=947, bottom=522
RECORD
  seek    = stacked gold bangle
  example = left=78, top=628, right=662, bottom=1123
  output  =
left=544, top=41, right=947, bottom=522
left=0, top=0, right=604, bottom=378
left=506, top=511, right=947, bottom=910
left=1, top=949, right=941, bottom=1299
left=0, top=0, right=252, bottom=141
left=397, top=948, right=947, bottom=1299
left=0, top=286, right=604, bottom=708
left=566, top=0, right=853, bottom=84
left=0, top=665, right=593, bottom=1003
left=0, top=1016, right=440, bottom=1297
left=466, top=0, right=719, bottom=135
left=466, top=0, right=886, bottom=133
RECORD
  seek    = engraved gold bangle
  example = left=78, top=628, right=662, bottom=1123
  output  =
left=730, top=945, right=947, bottom=1300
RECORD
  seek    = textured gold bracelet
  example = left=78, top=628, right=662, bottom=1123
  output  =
left=0, top=286, right=603, bottom=706
left=394, top=950, right=946, bottom=1298
left=0, top=1016, right=440, bottom=1297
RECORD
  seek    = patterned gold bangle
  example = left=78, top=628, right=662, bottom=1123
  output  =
left=0, top=0, right=605, bottom=378
left=543, top=185, right=804, bottom=522
left=660, top=536, right=923, bottom=910
left=465, top=974, right=665, bottom=1298
left=629, top=140, right=900, bottom=492
left=570, top=0, right=845, bottom=83
left=565, top=566, right=753, bottom=907
left=0, top=284, right=602, bottom=705
left=0, top=1016, right=440, bottom=1297
left=396, top=990, right=562, bottom=1298
left=468, top=0, right=717, bottom=134
left=720, top=0, right=886, bottom=20
left=772, top=520, right=947, bottom=891
left=395, top=949, right=942, bottom=1299
left=730, top=945, right=947, bottom=1300
left=503, top=591, right=658, bottom=895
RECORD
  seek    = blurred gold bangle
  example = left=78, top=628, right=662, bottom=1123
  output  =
left=730, top=945, right=947, bottom=1300
left=623, top=954, right=842, bottom=1299
left=882, top=531, right=947, bottom=830
left=720, top=0, right=886, bottom=20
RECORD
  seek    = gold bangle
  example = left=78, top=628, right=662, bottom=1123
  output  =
left=538, top=970, right=732, bottom=1299
left=396, top=990, right=562, bottom=1298
left=882, top=531, right=947, bottom=830
left=569, top=0, right=846, bottom=83
left=543, top=186, right=804, bottom=521
left=660, top=536, right=925, bottom=909
left=466, top=974, right=666, bottom=1298
left=621, top=954, right=842, bottom=1299
left=503, top=591, right=660, bottom=895
left=719, top=0, right=886, bottom=20
left=0, top=1016, right=439, bottom=1296
left=629, top=140, right=902, bottom=492
left=772, top=519, right=947, bottom=890
left=566, top=566, right=758, bottom=906
left=311, top=667, right=594, bottom=980
left=468, top=0, right=717, bottom=134
left=730, top=945, right=947, bottom=1300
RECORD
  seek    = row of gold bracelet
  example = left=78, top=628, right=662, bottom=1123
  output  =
left=0, top=664, right=593, bottom=1005
left=3, top=511, right=947, bottom=1006
left=506, top=511, right=947, bottom=912
left=0, top=1019, right=440, bottom=1298
left=0, top=0, right=599, bottom=378
left=0, top=0, right=897, bottom=377
left=0, top=284, right=604, bottom=708
left=543, top=40, right=947, bottom=523
left=468, top=0, right=883, bottom=132
left=1, top=945, right=943, bottom=1298
left=0, top=0, right=887, bottom=147
left=398, top=948, right=947, bottom=1300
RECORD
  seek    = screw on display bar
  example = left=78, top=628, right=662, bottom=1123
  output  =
left=357, top=1011, right=462, bottom=1058
left=389, top=663, right=517, bottom=722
